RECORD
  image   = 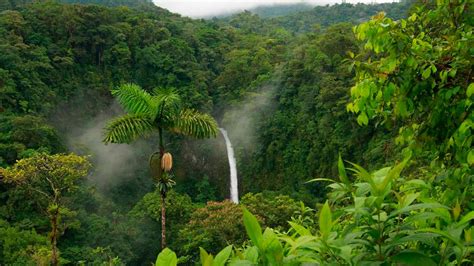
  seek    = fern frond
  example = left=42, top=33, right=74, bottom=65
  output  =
left=112, top=84, right=158, bottom=118
left=103, top=114, right=154, bottom=144
left=173, top=109, right=218, bottom=139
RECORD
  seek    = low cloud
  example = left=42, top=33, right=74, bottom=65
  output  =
left=154, top=0, right=395, bottom=18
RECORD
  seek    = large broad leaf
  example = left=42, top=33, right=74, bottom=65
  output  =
left=262, top=228, right=284, bottom=264
left=243, top=208, right=263, bottom=249
left=338, top=154, right=350, bottom=185
left=243, top=246, right=259, bottom=263
left=213, top=245, right=233, bottom=266
left=288, top=221, right=312, bottom=236
left=200, top=248, right=216, bottom=266
left=156, top=248, right=178, bottom=266
left=200, top=247, right=210, bottom=265
left=319, top=201, right=332, bottom=239
left=391, top=250, right=436, bottom=266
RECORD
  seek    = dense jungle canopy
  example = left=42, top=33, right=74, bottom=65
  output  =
left=0, top=0, right=472, bottom=265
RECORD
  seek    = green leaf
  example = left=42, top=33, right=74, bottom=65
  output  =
left=243, top=246, right=259, bottom=263
left=422, top=67, right=431, bottom=79
left=389, top=233, right=439, bottom=247
left=262, top=228, right=284, bottom=264
left=112, top=83, right=158, bottom=118
left=458, top=211, right=474, bottom=225
left=229, top=260, right=254, bottom=266
left=348, top=162, right=376, bottom=190
left=467, top=150, right=474, bottom=166
left=289, top=222, right=312, bottom=236
left=357, top=112, right=369, bottom=126
left=156, top=248, right=178, bottom=266
left=213, top=245, right=233, bottom=266
left=152, top=87, right=182, bottom=115
left=306, top=178, right=336, bottom=183
left=338, top=154, right=350, bottom=185
left=242, top=208, right=263, bottom=249
left=467, top=83, right=474, bottom=97
left=417, top=228, right=463, bottom=247
left=378, top=157, right=409, bottom=193
left=390, top=203, right=449, bottom=218
left=174, top=109, right=218, bottom=138
left=200, top=247, right=210, bottom=265
left=392, top=251, right=436, bottom=266
left=319, top=201, right=332, bottom=239
left=103, top=114, right=154, bottom=144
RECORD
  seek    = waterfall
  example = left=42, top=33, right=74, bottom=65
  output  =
left=219, top=128, right=239, bottom=203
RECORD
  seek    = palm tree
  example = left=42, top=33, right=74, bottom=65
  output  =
left=103, top=83, right=218, bottom=248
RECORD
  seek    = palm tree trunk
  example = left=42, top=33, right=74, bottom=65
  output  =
left=159, top=127, right=166, bottom=249
left=159, top=127, right=164, bottom=156
left=161, top=191, right=166, bottom=249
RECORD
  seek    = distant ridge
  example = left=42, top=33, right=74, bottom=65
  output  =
left=250, top=3, right=314, bottom=18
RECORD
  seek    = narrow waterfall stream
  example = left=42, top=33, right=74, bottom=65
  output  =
left=219, top=128, right=239, bottom=203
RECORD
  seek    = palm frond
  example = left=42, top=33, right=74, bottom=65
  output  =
left=172, top=109, right=218, bottom=139
left=103, top=114, right=154, bottom=144
left=152, top=87, right=182, bottom=117
left=112, top=83, right=158, bottom=118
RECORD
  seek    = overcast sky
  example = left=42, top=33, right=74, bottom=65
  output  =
left=153, top=0, right=395, bottom=18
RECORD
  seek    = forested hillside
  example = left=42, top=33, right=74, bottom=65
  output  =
left=249, top=3, right=314, bottom=18
left=0, top=0, right=154, bottom=11
left=0, top=0, right=472, bottom=265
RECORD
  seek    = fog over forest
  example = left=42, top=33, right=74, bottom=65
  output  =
left=153, top=0, right=396, bottom=17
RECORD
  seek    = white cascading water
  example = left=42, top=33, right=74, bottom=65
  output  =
left=219, top=128, right=239, bottom=203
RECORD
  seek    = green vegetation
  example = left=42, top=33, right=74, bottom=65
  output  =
left=0, top=0, right=472, bottom=265
left=104, top=83, right=218, bottom=248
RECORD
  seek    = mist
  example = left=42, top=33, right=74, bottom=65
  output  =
left=65, top=104, right=155, bottom=189
left=221, top=86, right=276, bottom=153
left=153, top=0, right=396, bottom=18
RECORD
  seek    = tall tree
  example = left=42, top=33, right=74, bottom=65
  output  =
left=0, top=153, right=91, bottom=266
left=103, top=83, right=218, bottom=248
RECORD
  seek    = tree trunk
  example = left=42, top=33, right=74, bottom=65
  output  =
left=161, top=191, right=166, bottom=249
left=50, top=208, right=59, bottom=266
left=158, top=127, right=167, bottom=249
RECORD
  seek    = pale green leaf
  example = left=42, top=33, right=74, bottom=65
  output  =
left=319, top=201, right=332, bottom=239
left=288, top=222, right=312, bottom=236
left=338, top=154, right=350, bottom=185
left=242, top=208, right=263, bottom=249
left=467, top=83, right=474, bottom=97
left=156, top=248, right=178, bottom=266
left=213, top=245, right=233, bottom=266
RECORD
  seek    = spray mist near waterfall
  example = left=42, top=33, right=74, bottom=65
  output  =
left=219, top=85, right=276, bottom=202
left=219, top=128, right=239, bottom=203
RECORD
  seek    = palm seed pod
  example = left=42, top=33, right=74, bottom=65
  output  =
left=161, top=152, right=173, bottom=172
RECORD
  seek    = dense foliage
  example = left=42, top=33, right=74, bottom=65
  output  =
left=0, top=0, right=472, bottom=264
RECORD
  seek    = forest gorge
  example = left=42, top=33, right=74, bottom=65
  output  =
left=0, top=0, right=473, bottom=265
